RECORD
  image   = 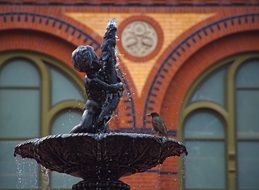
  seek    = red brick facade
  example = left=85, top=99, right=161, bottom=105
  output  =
left=1, top=1, right=259, bottom=189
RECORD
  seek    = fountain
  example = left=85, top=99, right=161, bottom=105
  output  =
left=14, top=19, right=187, bottom=190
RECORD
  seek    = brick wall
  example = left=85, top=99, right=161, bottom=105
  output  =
left=1, top=2, right=259, bottom=189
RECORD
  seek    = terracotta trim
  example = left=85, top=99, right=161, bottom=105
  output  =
left=143, top=13, right=259, bottom=128
left=1, top=1, right=259, bottom=7
left=162, top=32, right=259, bottom=130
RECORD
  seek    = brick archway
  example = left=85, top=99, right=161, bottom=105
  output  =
left=0, top=12, right=101, bottom=71
left=161, top=31, right=259, bottom=131
left=143, top=13, right=259, bottom=128
left=0, top=12, right=136, bottom=129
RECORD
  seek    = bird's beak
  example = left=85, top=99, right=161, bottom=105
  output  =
left=146, top=113, right=151, bottom=116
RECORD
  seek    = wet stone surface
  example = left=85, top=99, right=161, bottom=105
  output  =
left=14, top=133, right=187, bottom=189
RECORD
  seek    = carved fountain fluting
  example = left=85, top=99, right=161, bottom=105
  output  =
left=14, top=19, right=187, bottom=190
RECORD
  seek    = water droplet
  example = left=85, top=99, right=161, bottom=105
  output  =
left=41, top=166, right=50, bottom=189
left=15, top=156, right=23, bottom=189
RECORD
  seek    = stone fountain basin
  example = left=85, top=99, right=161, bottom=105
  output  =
left=14, top=133, right=187, bottom=181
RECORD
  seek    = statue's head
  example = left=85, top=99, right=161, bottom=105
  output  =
left=72, top=45, right=100, bottom=74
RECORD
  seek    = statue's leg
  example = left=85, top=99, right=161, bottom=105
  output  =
left=96, top=93, right=120, bottom=130
left=70, top=109, right=93, bottom=133
left=70, top=124, right=82, bottom=133
left=70, top=100, right=100, bottom=133
left=81, top=110, right=95, bottom=132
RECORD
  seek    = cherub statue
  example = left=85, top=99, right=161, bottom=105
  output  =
left=70, top=19, right=123, bottom=133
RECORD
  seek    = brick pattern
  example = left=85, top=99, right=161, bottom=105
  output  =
left=144, top=12, right=259, bottom=129
left=161, top=32, right=259, bottom=134
left=1, top=3, right=259, bottom=190
left=1, top=0, right=259, bottom=6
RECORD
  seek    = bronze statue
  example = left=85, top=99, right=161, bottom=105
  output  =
left=70, top=19, right=123, bottom=133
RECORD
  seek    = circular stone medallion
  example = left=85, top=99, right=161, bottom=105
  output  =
left=121, top=21, right=158, bottom=57
left=119, top=17, right=163, bottom=62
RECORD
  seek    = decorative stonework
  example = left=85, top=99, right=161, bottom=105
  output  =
left=14, top=133, right=188, bottom=189
left=118, top=16, right=163, bottom=62
left=121, top=21, right=158, bottom=58
left=143, top=13, right=259, bottom=127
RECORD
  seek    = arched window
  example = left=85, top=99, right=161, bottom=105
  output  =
left=235, top=60, right=259, bottom=190
left=0, top=59, right=40, bottom=189
left=0, top=52, right=85, bottom=189
left=184, top=110, right=225, bottom=189
left=181, top=54, right=259, bottom=190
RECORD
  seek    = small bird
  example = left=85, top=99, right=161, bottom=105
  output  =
left=147, top=112, right=168, bottom=137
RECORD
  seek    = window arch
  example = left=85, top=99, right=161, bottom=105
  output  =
left=0, top=52, right=85, bottom=189
left=184, top=110, right=226, bottom=189
left=181, top=53, right=259, bottom=190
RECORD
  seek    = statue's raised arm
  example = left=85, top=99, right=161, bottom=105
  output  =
left=95, top=19, right=124, bottom=129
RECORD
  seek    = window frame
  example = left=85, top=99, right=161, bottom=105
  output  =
left=179, top=53, right=259, bottom=190
left=0, top=52, right=85, bottom=190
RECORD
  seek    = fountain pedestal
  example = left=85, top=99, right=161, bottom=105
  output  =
left=14, top=133, right=187, bottom=190
left=73, top=180, right=129, bottom=190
